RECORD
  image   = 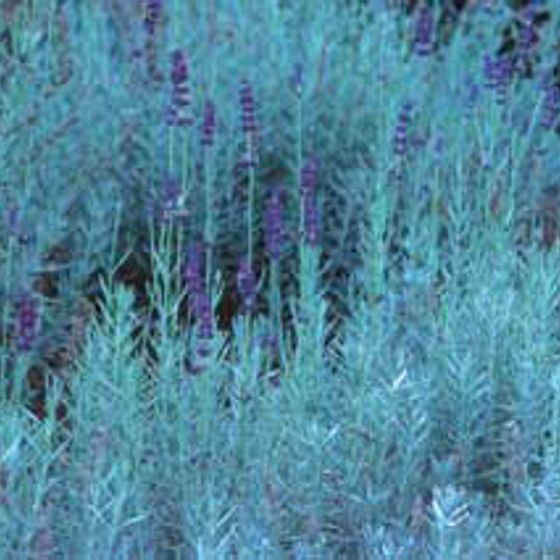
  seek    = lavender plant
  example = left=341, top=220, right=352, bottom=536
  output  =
left=3, top=0, right=560, bottom=557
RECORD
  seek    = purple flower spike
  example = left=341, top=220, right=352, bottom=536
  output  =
left=300, top=157, right=319, bottom=196
left=414, top=4, right=435, bottom=57
left=171, top=50, right=188, bottom=84
left=265, top=187, right=284, bottom=261
left=201, top=98, right=217, bottom=148
left=161, top=176, right=181, bottom=217
left=239, top=80, right=257, bottom=136
left=148, top=177, right=182, bottom=225
left=15, top=290, right=40, bottom=353
left=519, top=18, right=539, bottom=56
left=495, top=56, right=514, bottom=105
left=183, top=241, right=204, bottom=297
left=393, top=101, right=414, bottom=158
left=237, top=257, right=257, bottom=314
left=144, top=0, right=163, bottom=36
left=483, top=54, right=499, bottom=90
left=483, top=54, right=514, bottom=104
left=166, top=49, right=193, bottom=128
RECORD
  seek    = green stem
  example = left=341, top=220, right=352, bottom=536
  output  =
left=168, top=127, right=175, bottom=174
left=247, top=135, right=255, bottom=268
left=0, top=238, right=14, bottom=402
left=297, top=95, right=304, bottom=240
left=204, top=154, right=213, bottom=290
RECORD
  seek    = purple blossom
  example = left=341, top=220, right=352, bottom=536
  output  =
left=393, top=100, right=414, bottom=158
left=144, top=0, right=163, bottom=36
left=148, top=176, right=182, bottom=225
left=239, top=80, right=257, bottom=135
left=300, top=157, right=319, bottom=196
left=166, top=49, right=193, bottom=128
left=413, top=4, right=435, bottom=57
left=237, top=257, right=257, bottom=314
left=183, top=240, right=204, bottom=297
left=483, top=54, right=514, bottom=104
left=15, top=290, right=40, bottom=353
left=130, top=47, right=143, bottom=62
left=161, top=176, right=181, bottom=217
left=518, top=18, right=539, bottom=56
left=201, top=98, right=217, bottom=148
left=483, top=54, right=501, bottom=90
left=265, top=187, right=284, bottom=261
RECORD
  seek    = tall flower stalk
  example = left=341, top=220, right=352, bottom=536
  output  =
left=295, top=157, right=324, bottom=380
left=201, top=98, right=217, bottom=290
left=0, top=207, right=21, bottom=392
left=166, top=48, right=193, bottom=190
left=239, top=79, right=258, bottom=269
left=265, top=186, right=286, bottom=367
left=165, top=48, right=195, bottom=298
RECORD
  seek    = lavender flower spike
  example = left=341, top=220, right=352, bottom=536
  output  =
left=300, top=156, right=319, bottom=196
left=166, top=49, right=193, bottom=128
left=393, top=100, right=414, bottom=158
left=15, top=290, right=40, bottom=353
left=414, top=4, right=435, bottom=57
left=239, top=79, right=257, bottom=135
left=144, top=0, right=163, bottom=36
left=201, top=98, right=217, bottom=148
left=183, top=240, right=204, bottom=297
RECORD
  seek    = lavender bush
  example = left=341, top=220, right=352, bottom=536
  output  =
left=1, top=0, right=560, bottom=557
